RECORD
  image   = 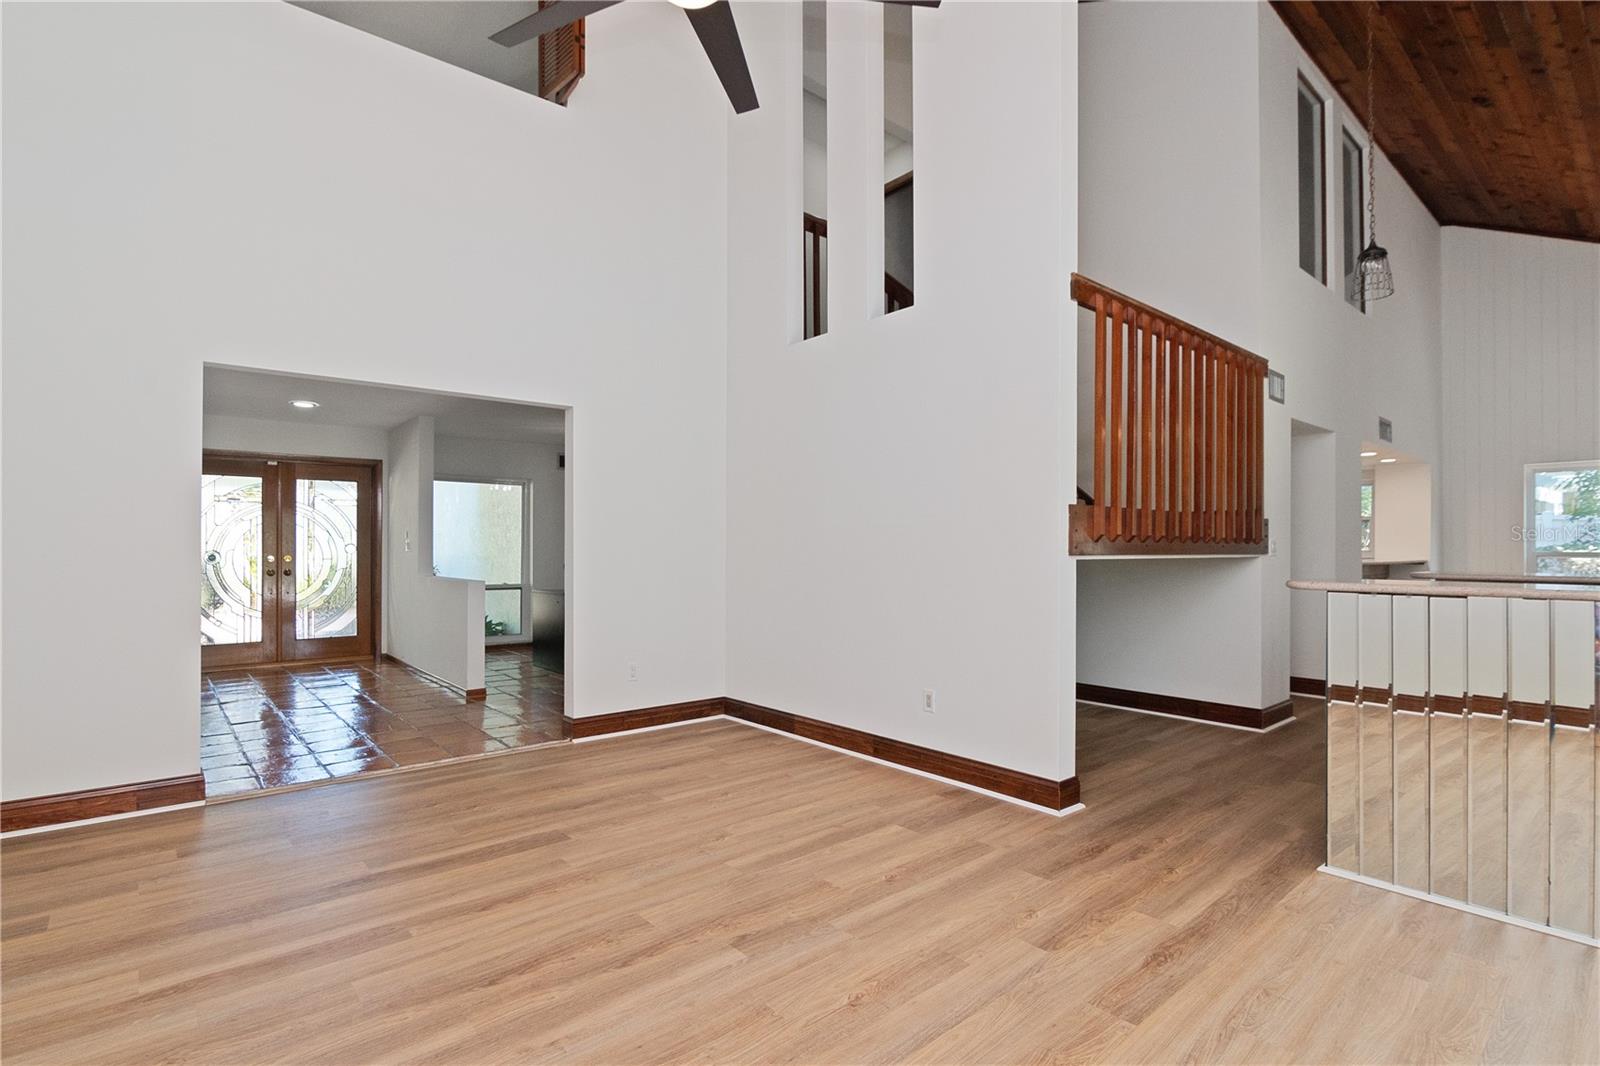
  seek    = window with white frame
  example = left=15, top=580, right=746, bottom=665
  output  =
left=433, top=478, right=530, bottom=640
left=1524, top=461, right=1600, bottom=576
left=1297, top=76, right=1326, bottom=283
left=1340, top=129, right=1365, bottom=311
left=1360, top=475, right=1374, bottom=558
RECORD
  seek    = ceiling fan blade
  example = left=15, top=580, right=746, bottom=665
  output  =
left=684, top=1, right=759, bottom=114
left=490, top=0, right=622, bottom=48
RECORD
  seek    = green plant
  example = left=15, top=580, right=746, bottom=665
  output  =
left=485, top=615, right=508, bottom=637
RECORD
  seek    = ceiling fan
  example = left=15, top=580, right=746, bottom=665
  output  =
left=489, top=0, right=940, bottom=115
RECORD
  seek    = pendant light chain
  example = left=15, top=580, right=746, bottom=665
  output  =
left=1366, top=2, right=1377, bottom=245
left=1356, top=0, right=1395, bottom=301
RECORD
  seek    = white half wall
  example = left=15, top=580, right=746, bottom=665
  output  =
left=1, top=0, right=728, bottom=800
left=726, top=1, right=1079, bottom=783
left=1441, top=228, right=1600, bottom=573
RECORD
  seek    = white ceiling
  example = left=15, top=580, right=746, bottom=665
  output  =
left=290, top=1, right=545, bottom=96
left=204, top=367, right=566, bottom=445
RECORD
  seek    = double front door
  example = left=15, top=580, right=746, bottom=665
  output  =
left=201, top=454, right=377, bottom=668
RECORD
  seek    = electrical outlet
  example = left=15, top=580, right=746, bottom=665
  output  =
left=627, top=662, right=639, bottom=682
left=922, top=689, right=936, bottom=714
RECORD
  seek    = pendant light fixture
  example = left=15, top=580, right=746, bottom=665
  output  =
left=1356, top=1, right=1394, bottom=302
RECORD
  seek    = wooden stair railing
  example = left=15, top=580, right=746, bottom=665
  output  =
left=885, top=272, right=913, bottom=313
left=802, top=213, right=916, bottom=335
left=1069, top=273, right=1268, bottom=555
left=803, top=212, right=827, bottom=339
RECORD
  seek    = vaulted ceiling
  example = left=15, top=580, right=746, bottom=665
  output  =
left=1272, top=1, right=1600, bottom=243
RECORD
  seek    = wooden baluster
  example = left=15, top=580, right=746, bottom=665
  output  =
left=1092, top=295, right=1107, bottom=541
left=1126, top=309, right=1141, bottom=541
left=1204, top=341, right=1217, bottom=541
left=1167, top=325, right=1179, bottom=541
left=1231, top=350, right=1242, bottom=542
left=1248, top=361, right=1260, bottom=541
left=1145, top=313, right=1158, bottom=531
left=1155, top=321, right=1168, bottom=540
left=1224, top=349, right=1235, bottom=541
left=1177, top=332, right=1190, bottom=541
left=1109, top=300, right=1124, bottom=541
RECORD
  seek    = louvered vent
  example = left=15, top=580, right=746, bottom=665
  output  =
left=537, top=0, right=584, bottom=106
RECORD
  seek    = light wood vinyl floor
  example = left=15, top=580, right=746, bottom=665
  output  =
left=3, top=698, right=1596, bottom=1064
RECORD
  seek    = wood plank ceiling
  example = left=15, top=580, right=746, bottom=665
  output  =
left=1272, top=1, right=1600, bottom=243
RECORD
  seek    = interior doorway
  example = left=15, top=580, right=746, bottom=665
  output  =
left=201, top=454, right=379, bottom=668
left=199, top=366, right=571, bottom=798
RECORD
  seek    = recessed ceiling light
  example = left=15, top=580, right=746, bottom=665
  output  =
left=1379, top=457, right=1397, bottom=463
left=1360, top=451, right=1378, bottom=457
left=289, top=399, right=320, bottom=410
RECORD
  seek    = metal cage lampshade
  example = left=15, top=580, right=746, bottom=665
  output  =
left=1356, top=239, right=1394, bottom=302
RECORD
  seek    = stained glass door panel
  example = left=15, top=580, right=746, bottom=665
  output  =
left=279, top=462, right=374, bottom=661
left=201, top=459, right=279, bottom=667
left=295, top=478, right=360, bottom=640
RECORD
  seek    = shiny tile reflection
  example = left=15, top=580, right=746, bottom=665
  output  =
left=200, top=648, right=566, bottom=796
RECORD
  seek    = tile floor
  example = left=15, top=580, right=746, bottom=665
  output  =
left=200, top=647, right=566, bottom=797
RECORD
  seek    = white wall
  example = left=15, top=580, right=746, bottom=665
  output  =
left=2, top=1, right=727, bottom=799
left=203, top=414, right=389, bottom=462
left=725, top=1, right=1078, bottom=783
left=1371, top=460, right=1432, bottom=564
left=1075, top=1, right=1445, bottom=711
left=386, top=417, right=485, bottom=690
left=1290, top=422, right=1336, bottom=681
left=1441, top=228, right=1600, bottom=573
left=435, top=434, right=565, bottom=591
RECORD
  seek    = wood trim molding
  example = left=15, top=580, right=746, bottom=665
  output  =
left=724, top=699, right=1079, bottom=811
left=1553, top=704, right=1597, bottom=729
left=1327, top=683, right=1360, bottom=704
left=567, top=697, right=1080, bottom=811
left=1358, top=686, right=1392, bottom=705
left=1467, top=694, right=1506, bottom=717
left=1393, top=693, right=1427, bottom=713
left=1508, top=700, right=1549, bottom=723
left=1431, top=695, right=1467, bottom=716
left=1289, top=675, right=1325, bottom=696
left=1077, top=683, right=1294, bottom=731
left=564, top=698, right=725, bottom=739
left=2, top=775, right=204, bottom=833
left=465, top=688, right=488, bottom=702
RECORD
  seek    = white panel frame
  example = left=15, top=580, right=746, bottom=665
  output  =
left=1428, top=597, right=1467, bottom=698
left=1328, top=592, right=1359, bottom=688
left=1358, top=595, right=1392, bottom=693
left=1392, top=595, right=1429, bottom=697
left=1507, top=598, right=1551, bottom=706
left=1467, top=597, right=1508, bottom=699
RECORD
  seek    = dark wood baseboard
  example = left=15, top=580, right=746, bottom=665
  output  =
left=465, top=688, right=487, bottom=701
left=1077, top=683, right=1294, bottom=731
left=566, top=697, right=1079, bottom=810
left=1289, top=675, right=1325, bottom=696
left=564, top=698, right=726, bottom=739
left=724, top=699, right=1080, bottom=810
left=381, top=653, right=486, bottom=701
left=2, top=775, right=205, bottom=833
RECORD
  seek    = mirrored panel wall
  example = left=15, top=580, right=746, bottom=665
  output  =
left=1323, top=591, right=1599, bottom=943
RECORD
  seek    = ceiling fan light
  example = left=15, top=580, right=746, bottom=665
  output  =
left=1356, top=240, right=1394, bottom=302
